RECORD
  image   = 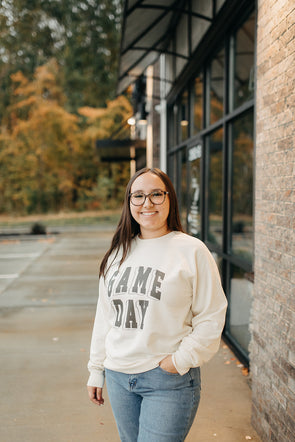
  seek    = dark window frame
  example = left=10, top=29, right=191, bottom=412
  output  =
left=167, top=6, right=256, bottom=366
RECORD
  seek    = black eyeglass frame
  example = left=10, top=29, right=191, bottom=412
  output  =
left=129, top=190, right=169, bottom=206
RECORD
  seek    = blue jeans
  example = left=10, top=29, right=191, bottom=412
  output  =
left=105, top=366, right=201, bottom=442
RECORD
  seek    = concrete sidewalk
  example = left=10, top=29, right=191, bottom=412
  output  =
left=0, top=228, right=261, bottom=442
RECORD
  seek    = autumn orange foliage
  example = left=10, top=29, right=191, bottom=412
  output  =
left=0, top=60, right=131, bottom=214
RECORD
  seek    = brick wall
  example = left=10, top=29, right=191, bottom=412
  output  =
left=251, top=0, right=295, bottom=440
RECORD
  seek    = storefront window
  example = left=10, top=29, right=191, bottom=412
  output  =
left=210, top=47, right=225, bottom=124
left=167, top=105, right=176, bottom=148
left=180, top=149, right=187, bottom=229
left=233, top=12, right=255, bottom=109
left=231, top=112, right=253, bottom=262
left=188, top=144, right=202, bottom=237
left=168, top=152, right=177, bottom=190
left=180, top=91, right=189, bottom=142
left=229, top=265, right=253, bottom=354
left=208, top=128, right=223, bottom=246
left=166, top=8, right=255, bottom=365
left=193, top=73, right=203, bottom=133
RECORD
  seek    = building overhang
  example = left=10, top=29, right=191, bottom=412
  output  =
left=117, top=1, right=255, bottom=100
left=96, top=138, right=146, bottom=162
left=117, top=0, right=214, bottom=95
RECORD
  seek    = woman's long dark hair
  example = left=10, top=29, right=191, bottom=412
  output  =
left=99, top=168, right=184, bottom=277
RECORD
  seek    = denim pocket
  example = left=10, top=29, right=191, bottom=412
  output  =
left=188, top=367, right=201, bottom=388
left=157, top=365, right=180, bottom=376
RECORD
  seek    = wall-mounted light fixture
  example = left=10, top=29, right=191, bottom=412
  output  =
left=127, top=116, right=136, bottom=126
left=180, top=104, right=188, bottom=127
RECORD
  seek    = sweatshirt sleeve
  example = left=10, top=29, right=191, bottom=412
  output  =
left=172, top=243, right=228, bottom=375
left=87, top=276, right=111, bottom=388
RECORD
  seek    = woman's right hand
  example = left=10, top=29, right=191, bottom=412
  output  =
left=87, top=386, right=104, bottom=406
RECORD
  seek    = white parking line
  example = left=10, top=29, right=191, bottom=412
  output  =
left=0, top=274, right=19, bottom=279
left=0, top=253, right=41, bottom=259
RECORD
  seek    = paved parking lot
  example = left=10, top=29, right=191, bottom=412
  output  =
left=0, top=228, right=260, bottom=442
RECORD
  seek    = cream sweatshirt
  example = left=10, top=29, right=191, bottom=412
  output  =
left=87, top=231, right=227, bottom=388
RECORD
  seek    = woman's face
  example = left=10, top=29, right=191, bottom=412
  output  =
left=130, top=172, right=170, bottom=239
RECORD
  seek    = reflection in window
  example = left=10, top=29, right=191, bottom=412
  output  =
left=208, top=128, right=223, bottom=246
left=180, top=149, right=187, bottom=229
left=188, top=144, right=202, bottom=237
left=193, top=73, right=203, bottom=133
left=229, top=265, right=253, bottom=354
left=168, top=153, right=177, bottom=190
left=233, top=12, right=255, bottom=109
left=232, top=112, right=253, bottom=262
left=210, top=47, right=224, bottom=124
left=180, top=91, right=189, bottom=142
left=168, top=105, right=176, bottom=148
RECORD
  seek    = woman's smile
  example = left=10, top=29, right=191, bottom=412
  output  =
left=130, top=172, right=170, bottom=239
left=140, top=211, right=157, bottom=216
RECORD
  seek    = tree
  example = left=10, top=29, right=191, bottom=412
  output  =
left=0, top=59, right=132, bottom=214
left=0, top=59, right=80, bottom=213
left=0, top=0, right=123, bottom=120
left=78, top=95, right=133, bottom=141
left=0, top=0, right=130, bottom=215
left=76, top=95, right=133, bottom=210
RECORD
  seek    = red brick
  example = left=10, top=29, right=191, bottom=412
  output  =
left=253, top=0, right=295, bottom=440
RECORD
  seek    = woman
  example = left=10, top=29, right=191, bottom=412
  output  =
left=87, top=167, right=227, bottom=441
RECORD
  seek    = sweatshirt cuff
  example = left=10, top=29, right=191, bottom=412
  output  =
left=87, top=370, right=105, bottom=388
left=172, top=353, right=190, bottom=376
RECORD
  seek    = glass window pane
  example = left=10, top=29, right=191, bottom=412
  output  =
left=193, top=73, right=203, bottom=133
left=188, top=144, right=202, bottom=237
left=233, top=12, right=255, bottom=108
left=229, top=265, right=253, bottom=355
left=231, top=112, right=254, bottom=262
left=210, top=47, right=225, bottom=124
left=167, top=105, right=176, bottom=148
left=208, top=128, right=223, bottom=246
left=168, top=152, right=177, bottom=190
left=180, top=149, right=187, bottom=229
left=180, top=91, right=189, bottom=142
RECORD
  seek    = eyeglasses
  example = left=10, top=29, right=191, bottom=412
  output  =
left=129, top=190, right=169, bottom=206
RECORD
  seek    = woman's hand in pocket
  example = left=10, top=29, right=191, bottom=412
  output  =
left=159, top=355, right=179, bottom=373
